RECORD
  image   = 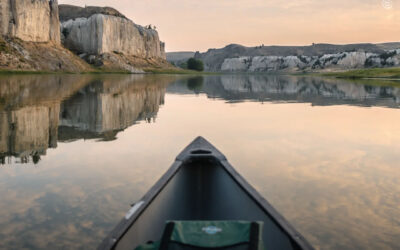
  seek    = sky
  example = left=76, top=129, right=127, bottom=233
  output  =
left=59, top=0, right=400, bottom=52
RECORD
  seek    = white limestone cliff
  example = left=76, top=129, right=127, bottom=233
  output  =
left=61, top=13, right=165, bottom=59
left=0, top=0, right=60, bottom=43
left=221, top=50, right=400, bottom=72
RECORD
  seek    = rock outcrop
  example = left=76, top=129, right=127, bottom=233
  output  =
left=0, top=2, right=170, bottom=72
left=0, top=0, right=60, bottom=43
left=0, top=36, right=92, bottom=72
left=220, top=50, right=400, bottom=72
left=60, top=5, right=166, bottom=60
left=61, top=14, right=164, bottom=58
left=59, top=4, right=126, bottom=22
left=192, top=43, right=400, bottom=72
left=49, top=0, right=61, bottom=42
left=0, top=0, right=92, bottom=72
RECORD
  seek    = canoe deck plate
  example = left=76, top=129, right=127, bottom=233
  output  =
left=125, top=201, right=144, bottom=220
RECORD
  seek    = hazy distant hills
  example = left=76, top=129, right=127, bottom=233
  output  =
left=376, top=43, right=400, bottom=50
left=166, top=52, right=196, bottom=65
left=167, top=42, right=400, bottom=72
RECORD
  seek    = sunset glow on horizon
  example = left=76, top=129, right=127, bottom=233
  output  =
left=59, top=0, right=400, bottom=52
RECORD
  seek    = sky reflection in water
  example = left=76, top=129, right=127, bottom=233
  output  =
left=0, top=74, right=399, bottom=249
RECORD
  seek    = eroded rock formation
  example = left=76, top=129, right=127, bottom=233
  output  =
left=59, top=4, right=126, bottom=22
left=0, top=1, right=92, bottom=72
left=220, top=50, right=400, bottom=72
left=0, top=2, right=169, bottom=72
left=191, top=43, right=400, bottom=72
left=60, top=5, right=166, bottom=60
left=0, top=0, right=60, bottom=43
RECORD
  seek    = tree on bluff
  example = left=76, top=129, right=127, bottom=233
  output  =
left=187, top=58, right=204, bottom=71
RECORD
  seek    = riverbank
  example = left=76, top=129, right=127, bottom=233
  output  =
left=2, top=66, right=400, bottom=84
left=322, top=67, right=400, bottom=80
left=143, top=68, right=221, bottom=75
left=0, top=67, right=216, bottom=75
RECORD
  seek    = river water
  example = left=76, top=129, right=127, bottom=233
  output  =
left=0, top=74, right=399, bottom=250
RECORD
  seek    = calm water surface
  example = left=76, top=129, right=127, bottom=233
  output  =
left=0, top=74, right=399, bottom=250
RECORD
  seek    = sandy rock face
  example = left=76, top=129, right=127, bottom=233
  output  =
left=59, top=4, right=126, bottom=22
left=221, top=50, right=400, bottom=72
left=0, top=0, right=60, bottom=43
left=0, top=37, right=92, bottom=72
left=221, top=57, right=251, bottom=71
left=61, top=14, right=165, bottom=59
left=196, top=43, right=400, bottom=72
left=49, top=0, right=61, bottom=42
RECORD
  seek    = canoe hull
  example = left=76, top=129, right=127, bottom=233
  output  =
left=99, top=137, right=314, bottom=250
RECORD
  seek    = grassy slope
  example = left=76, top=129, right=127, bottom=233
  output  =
left=0, top=37, right=185, bottom=74
left=323, top=67, right=400, bottom=79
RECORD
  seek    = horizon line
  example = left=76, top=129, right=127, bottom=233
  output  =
left=166, top=40, right=400, bottom=53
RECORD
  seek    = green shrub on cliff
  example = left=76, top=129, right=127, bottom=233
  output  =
left=0, top=38, right=12, bottom=53
left=187, top=58, right=204, bottom=71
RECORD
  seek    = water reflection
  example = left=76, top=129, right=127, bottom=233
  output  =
left=59, top=77, right=167, bottom=142
left=0, top=74, right=399, bottom=250
left=0, top=75, right=400, bottom=164
left=0, top=75, right=90, bottom=164
left=1, top=74, right=400, bottom=163
left=168, top=75, right=400, bottom=108
left=0, top=75, right=174, bottom=164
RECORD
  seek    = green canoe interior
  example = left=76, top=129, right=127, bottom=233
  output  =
left=113, top=158, right=302, bottom=250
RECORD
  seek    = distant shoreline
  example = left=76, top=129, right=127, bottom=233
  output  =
left=321, top=67, right=400, bottom=80
left=1, top=67, right=400, bottom=83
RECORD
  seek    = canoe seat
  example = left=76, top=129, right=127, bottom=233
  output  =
left=135, top=221, right=264, bottom=250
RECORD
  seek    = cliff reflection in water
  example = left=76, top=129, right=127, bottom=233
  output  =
left=0, top=75, right=90, bottom=164
left=1, top=74, right=399, bottom=164
left=58, top=77, right=167, bottom=142
left=168, top=75, right=400, bottom=108
left=0, top=74, right=399, bottom=249
left=0, top=75, right=173, bottom=164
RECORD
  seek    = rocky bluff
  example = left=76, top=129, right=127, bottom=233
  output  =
left=0, top=1, right=169, bottom=72
left=220, top=50, right=400, bottom=72
left=0, top=0, right=91, bottom=72
left=59, top=5, right=167, bottom=72
left=0, top=0, right=60, bottom=42
left=190, top=43, right=400, bottom=72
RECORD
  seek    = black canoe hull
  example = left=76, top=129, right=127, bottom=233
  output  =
left=99, top=137, right=314, bottom=250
